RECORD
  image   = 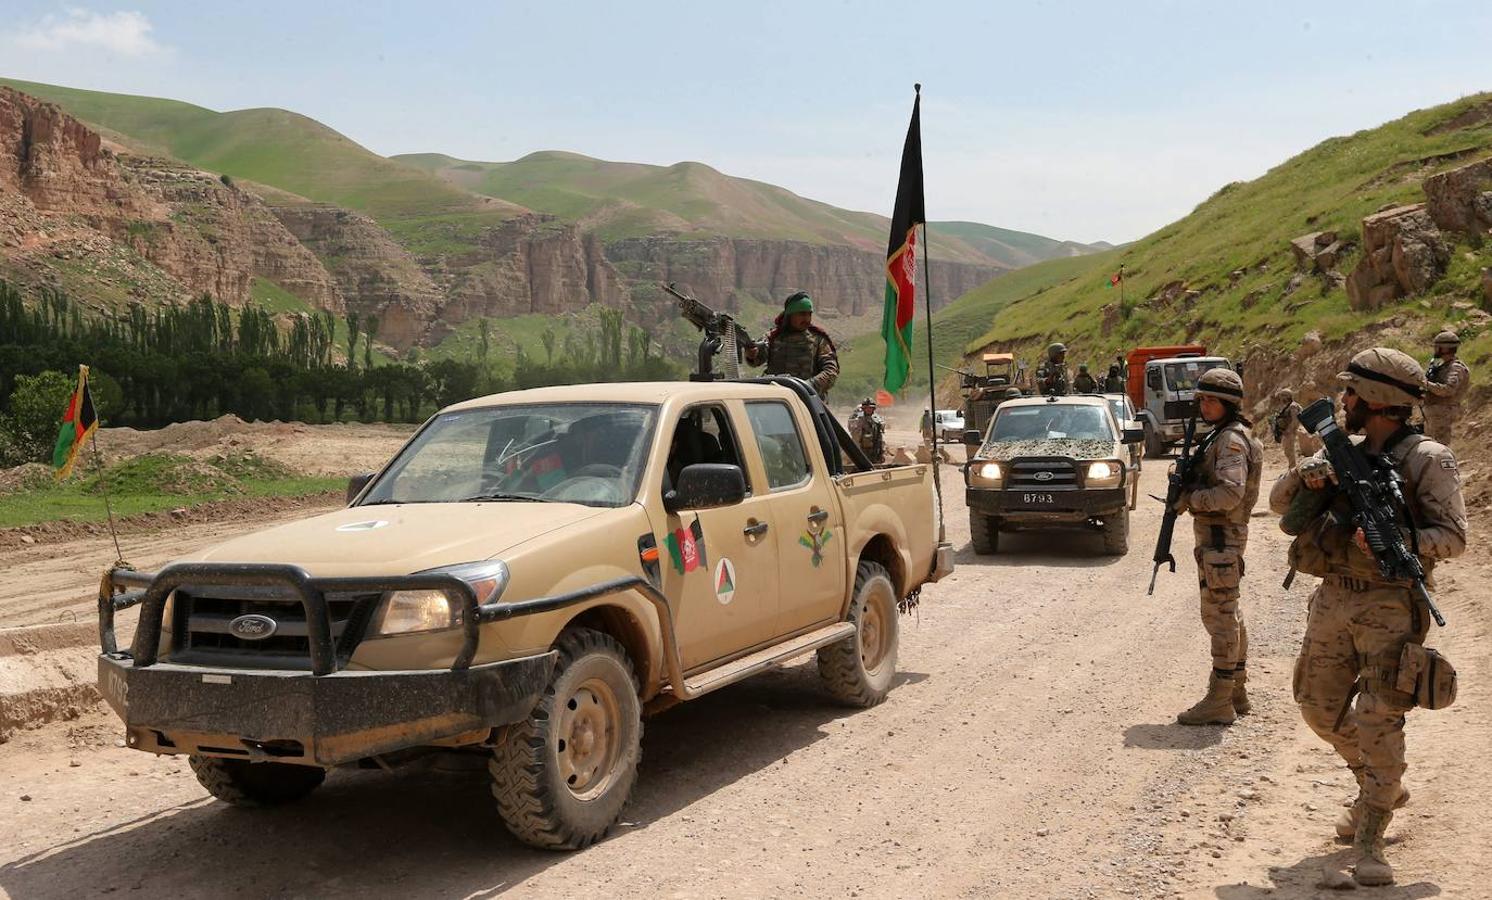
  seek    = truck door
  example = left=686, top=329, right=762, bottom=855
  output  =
left=659, top=404, right=780, bottom=670
left=742, top=399, right=847, bottom=637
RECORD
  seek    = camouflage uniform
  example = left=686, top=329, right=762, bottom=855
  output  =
left=848, top=407, right=886, bottom=463
left=1422, top=333, right=1470, bottom=444
left=1176, top=368, right=1263, bottom=726
left=1073, top=368, right=1098, bottom=393
left=748, top=327, right=838, bottom=397
left=1269, top=347, right=1467, bottom=886
left=1271, top=392, right=1304, bottom=467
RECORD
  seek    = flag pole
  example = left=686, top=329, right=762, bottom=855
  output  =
left=89, top=430, right=124, bottom=563
left=915, top=85, right=945, bottom=543
left=1119, top=263, right=1126, bottom=309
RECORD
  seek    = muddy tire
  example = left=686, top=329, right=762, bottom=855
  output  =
left=490, top=628, right=642, bottom=851
left=970, top=513, right=999, bottom=555
left=1143, top=425, right=1167, bottom=459
left=1102, top=511, right=1130, bottom=556
left=188, top=755, right=326, bottom=807
left=817, top=561, right=899, bottom=708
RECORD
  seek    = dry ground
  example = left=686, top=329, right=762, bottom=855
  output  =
left=0, top=426, right=1488, bottom=899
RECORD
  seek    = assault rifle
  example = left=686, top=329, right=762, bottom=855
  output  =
left=1147, top=414, right=1199, bottom=595
left=663, top=282, right=756, bottom=381
left=1271, top=403, right=1290, bottom=443
left=1297, top=398, right=1446, bottom=627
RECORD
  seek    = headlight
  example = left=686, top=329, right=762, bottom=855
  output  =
left=970, top=461, right=1004, bottom=487
left=1086, top=460, right=1123, bottom=488
left=371, top=560, right=509, bottom=637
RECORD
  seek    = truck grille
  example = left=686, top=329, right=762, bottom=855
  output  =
left=1164, top=399, right=1198, bottom=421
left=1007, top=458, right=1079, bottom=491
left=169, top=586, right=381, bottom=669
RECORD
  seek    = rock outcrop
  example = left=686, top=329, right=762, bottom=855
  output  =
left=1344, top=204, right=1449, bottom=310
left=604, top=236, right=1002, bottom=318
left=1289, top=230, right=1344, bottom=273
left=1425, top=156, right=1492, bottom=240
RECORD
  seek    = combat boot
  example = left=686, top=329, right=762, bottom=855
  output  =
left=1231, top=664, right=1250, bottom=716
left=1335, top=785, right=1409, bottom=841
left=1352, top=807, right=1394, bottom=886
left=1177, top=671, right=1236, bottom=726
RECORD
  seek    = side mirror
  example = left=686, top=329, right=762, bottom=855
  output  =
left=664, top=463, right=746, bottom=512
left=962, top=429, right=983, bottom=447
left=1121, top=427, right=1145, bottom=445
left=1146, top=369, right=1162, bottom=390
left=346, top=472, right=374, bottom=505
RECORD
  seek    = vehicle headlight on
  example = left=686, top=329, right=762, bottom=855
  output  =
left=970, top=461, right=1004, bottom=488
left=371, top=560, right=509, bottom=637
left=1086, top=460, right=1123, bottom=488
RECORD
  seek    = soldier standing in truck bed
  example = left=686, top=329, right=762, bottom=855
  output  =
left=744, top=292, right=838, bottom=398
left=1035, top=343, right=1071, bottom=396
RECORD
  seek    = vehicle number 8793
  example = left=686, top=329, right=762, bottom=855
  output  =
left=1022, top=493, right=1055, bottom=505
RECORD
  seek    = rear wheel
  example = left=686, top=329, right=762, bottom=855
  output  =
left=817, top=561, right=899, bottom=707
left=969, top=513, right=999, bottom=554
left=490, top=628, right=642, bottom=850
left=1102, top=511, right=1130, bottom=556
left=188, top=756, right=326, bottom=807
left=1143, top=424, right=1167, bottom=459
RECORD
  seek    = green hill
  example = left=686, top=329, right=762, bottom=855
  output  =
left=396, top=150, right=1102, bottom=267
left=0, top=77, right=511, bottom=221
left=955, top=93, right=1492, bottom=376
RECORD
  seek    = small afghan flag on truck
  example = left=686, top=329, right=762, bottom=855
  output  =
left=53, top=364, right=99, bottom=480
left=880, top=86, right=926, bottom=394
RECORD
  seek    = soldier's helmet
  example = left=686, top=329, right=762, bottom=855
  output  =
left=1047, top=342, right=1067, bottom=360
left=1273, top=387, right=1294, bottom=401
left=860, top=397, right=875, bottom=408
left=1195, top=368, right=1245, bottom=404
left=1337, top=347, right=1426, bottom=406
left=1004, top=387, right=1023, bottom=399
left=1078, top=363, right=1089, bottom=372
left=1433, top=330, right=1461, bottom=347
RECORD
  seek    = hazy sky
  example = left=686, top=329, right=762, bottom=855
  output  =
left=3, top=1, right=1489, bottom=244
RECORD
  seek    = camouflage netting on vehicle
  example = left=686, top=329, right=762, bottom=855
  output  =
left=975, top=439, right=1116, bottom=462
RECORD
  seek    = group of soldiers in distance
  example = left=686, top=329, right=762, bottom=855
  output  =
left=745, top=289, right=1473, bottom=887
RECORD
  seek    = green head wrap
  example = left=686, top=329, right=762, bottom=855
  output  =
left=783, top=292, right=814, bottom=315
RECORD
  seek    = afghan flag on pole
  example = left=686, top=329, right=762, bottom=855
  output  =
left=1107, top=268, right=1124, bottom=287
left=53, top=364, right=99, bottom=481
left=880, top=86, right=926, bottom=394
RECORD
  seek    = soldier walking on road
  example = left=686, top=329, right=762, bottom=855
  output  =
left=1074, top=364, right=1098, bottom=394
left=1173, top=368, right=1263, bottom=726
left=1422, top=331, right=1470, bottom=444
left=1271, top=388, right=1304, bottom=467
left=745, top=292, right=839, bottom=398
left=848, top=397, right=886, bottom=464
left=1269, top=348, right=1467, bottom=886
left=1035, top=343, right=1072, bottom=396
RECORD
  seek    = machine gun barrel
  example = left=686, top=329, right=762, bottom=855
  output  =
left=663, top=282, right=754, bottom=348
left=1296, top=398, right=1446, bottom=626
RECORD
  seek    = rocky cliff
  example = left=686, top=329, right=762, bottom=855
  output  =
left=604, top=236, right=1003, bottom=317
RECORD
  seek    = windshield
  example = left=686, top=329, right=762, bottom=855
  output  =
left=1164, top=360, right=1230, bottom=392
left=360, top=403, right=657, bottom=507
left=1106, top=397, right=1131, bottom=423
left=988, top=405, right=1115, bottom=442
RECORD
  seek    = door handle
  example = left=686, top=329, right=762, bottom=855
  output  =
left=743, top=520, right=769, bottom=538
left=807, top=509, right=829, bottom=525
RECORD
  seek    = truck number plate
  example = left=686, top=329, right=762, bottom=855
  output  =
left=1021, top=493, right=1055, bottom=505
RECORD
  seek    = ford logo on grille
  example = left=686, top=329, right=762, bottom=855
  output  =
left=1034, top=471, right=1055, bottom=482
left=228, top=614, right=278, bottom=641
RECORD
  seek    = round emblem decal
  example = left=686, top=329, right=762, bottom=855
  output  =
left=713, top=557, right=737, bottom=605
left=228, top=614, right=278, bottom=641
left=1034, top=471, right=1054, bottom=482
left=336, top=520, right=389, bottom=532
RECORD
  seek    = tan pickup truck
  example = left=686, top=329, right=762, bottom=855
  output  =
left=97, top=377, right=950, bottom=850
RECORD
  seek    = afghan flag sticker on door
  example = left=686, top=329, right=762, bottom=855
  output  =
left=713, top=557, right=737, bottom=605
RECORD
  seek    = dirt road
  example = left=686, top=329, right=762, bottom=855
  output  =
left=1, top=443, right=1488, bottom=899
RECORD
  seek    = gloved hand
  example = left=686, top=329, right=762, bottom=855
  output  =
left=1298, top=457, right=1336, bottom=491
left=1172, top=491, right=1190, bottom=515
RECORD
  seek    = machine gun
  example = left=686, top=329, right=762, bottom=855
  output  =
left=1297, top=398, right=1446, bottom=627
left=1147, top=414, right=1199, bottom=595
left=664, top=282, right=756, bottom=381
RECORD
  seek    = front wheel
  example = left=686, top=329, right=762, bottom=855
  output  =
left=817, top=561, right=899, bottom=707
left=490, top=628, right=642, bottom=850
left=970, top=513, right=999, bottom=554
left=1101, top=511, right=1130, bottom=556
left=188, top=756, right=326, bottom=807
left=1143, top=425, right=1167, bottom=459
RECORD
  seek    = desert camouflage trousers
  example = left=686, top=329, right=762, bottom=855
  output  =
left=1192, top=519, right=1248, bottom=672
left=1421, top=406, right=1458, bottom=445
left=1293, top=577, right=1426, bottom=813
left=1280, top=432, right=1298, bottom=468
